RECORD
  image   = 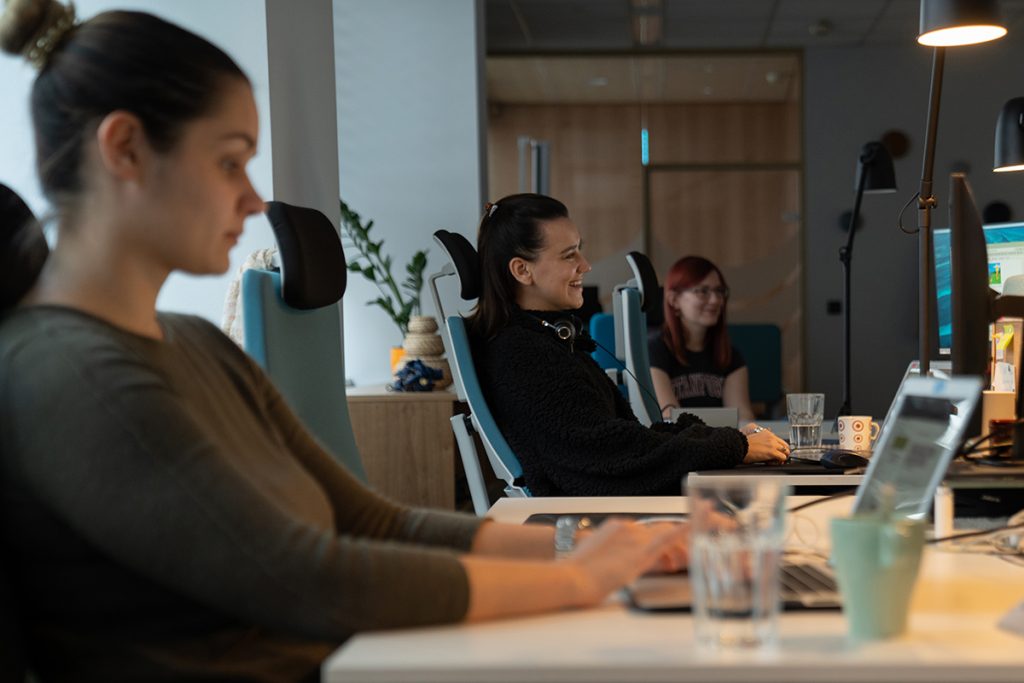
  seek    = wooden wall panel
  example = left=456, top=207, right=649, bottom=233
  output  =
left=646, top=103, right=800, bottom=164
left=488, top=104, right=644, bottom=262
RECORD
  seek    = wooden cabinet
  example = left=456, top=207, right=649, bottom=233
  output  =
left=346, top=386, right=459, bottom=510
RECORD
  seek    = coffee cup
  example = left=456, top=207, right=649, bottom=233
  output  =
left=830, top=516, right=926, bottom=640
left=837, top=415, right=880, bottom=452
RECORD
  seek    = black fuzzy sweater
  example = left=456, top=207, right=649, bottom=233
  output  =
left=473, top=309, right=747, bottom=497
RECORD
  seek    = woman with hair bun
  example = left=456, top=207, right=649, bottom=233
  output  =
left=0, top=2, right=691, bottom=680
left=650, top=256, right=756, bottom=421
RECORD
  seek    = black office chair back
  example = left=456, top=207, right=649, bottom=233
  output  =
left=264, top=201, right=346, bottom=309
left=433, top=229, right=480, bottom=303
left=0, top=183, right=48, bottom=311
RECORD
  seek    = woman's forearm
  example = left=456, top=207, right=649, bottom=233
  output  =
left=470, top=520, right=556, bottom=560
left=461, top=556, right=590, bottom=621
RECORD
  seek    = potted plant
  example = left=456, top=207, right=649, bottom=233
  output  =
left=340, top=199, right=427, bottom=338
left=340, top=200, right=448, bottom=387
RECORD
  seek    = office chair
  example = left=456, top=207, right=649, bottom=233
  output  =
left=428, top=229, right=530, bottom=515
left=611, top=251, right=663, bottom=426
left=0, top=183, right=37, bottom=682
left=241, top=201, right=367, bottom=481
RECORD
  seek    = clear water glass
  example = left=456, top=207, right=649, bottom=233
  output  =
left=787, top=392, right=825, bottom=450
left=687, top=476, right=789, bottom=652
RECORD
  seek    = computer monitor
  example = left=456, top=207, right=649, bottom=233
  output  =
left=934, top=220, right=1024, bottom=354
left=947, top=173, right=993, bottom=382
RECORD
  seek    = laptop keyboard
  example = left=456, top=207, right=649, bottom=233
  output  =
left=781, top=562, right=840, bottom=607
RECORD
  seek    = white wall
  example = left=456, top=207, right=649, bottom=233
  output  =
left=805, top=38, right=1024, bottom=418
left=0, top=0, right=276, bottom=325
left=334, top=0, right=486, bottom=386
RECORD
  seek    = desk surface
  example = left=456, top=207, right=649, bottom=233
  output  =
left=346, top=385, right=458, bottom=402
left=323, top=496, right=1024, bottom=683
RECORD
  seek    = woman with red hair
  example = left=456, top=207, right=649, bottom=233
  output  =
left=649, top=256, right=756, bottom=422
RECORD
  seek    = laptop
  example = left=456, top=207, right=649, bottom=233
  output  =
left=669, top=406, right=739, bottom=428
left=628, top=375, right=984, bottom=612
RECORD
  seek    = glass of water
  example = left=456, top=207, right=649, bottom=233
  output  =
left=786, top=392, right=825, bottom=450
left=687, top=476, right=789, bottom=652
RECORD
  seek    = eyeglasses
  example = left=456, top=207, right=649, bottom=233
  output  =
left=682, top=286, right=730, bottom=300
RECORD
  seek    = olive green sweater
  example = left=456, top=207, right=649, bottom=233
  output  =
left=0, top=307, right=482, bottom=682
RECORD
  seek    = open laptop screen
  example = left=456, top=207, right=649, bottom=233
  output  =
left=853, top=376, right=982, bottom=520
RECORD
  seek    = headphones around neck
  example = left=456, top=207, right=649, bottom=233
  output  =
left=534, top=316, right=577, bottom=344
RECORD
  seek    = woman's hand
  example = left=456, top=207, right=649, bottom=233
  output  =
left=563, top=519, right=690, bottom=606
left=742, top=426, right=789, bottom=463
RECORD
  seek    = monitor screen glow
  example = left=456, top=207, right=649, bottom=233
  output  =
left=934, top=221, right=1024, bottom=354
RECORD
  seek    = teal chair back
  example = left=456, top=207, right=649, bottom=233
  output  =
left=589, top=312, right=617, bottom=369
left=612, top=252, right=662, bottom=426
left=240, top=202, right=366, bottom=481
left=727, top=323, right=784, bottom=415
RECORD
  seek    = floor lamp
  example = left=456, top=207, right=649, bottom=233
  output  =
left=915, top=0, right=1007, bottom=378
left=839, top=142, right=897, bottom=418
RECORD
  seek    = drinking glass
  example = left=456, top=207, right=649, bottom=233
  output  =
left=787, top=393, right=825, bottom=450
left=687, top=476, right=789, bottom=651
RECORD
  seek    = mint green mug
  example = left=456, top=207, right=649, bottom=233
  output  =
left=829, top=516, right=926, bottom=640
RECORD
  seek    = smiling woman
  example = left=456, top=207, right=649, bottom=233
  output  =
left=469, top=194, right=790, bottom=498
left=650, top=255, right=756, bottom=422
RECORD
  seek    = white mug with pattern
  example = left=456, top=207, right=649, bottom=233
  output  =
left=837, top=415, right=880, bottom=452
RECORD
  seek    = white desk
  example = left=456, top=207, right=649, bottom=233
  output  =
left=689, top=471, right=863, bottom=487
left=323, top=496, right=1024, bottom=683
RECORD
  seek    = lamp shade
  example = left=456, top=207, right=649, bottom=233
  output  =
left=858, top=142, right=898, bottom=194
left=918, top=0, right=1006, bottom=46
left=995, top=97, right=1024, bottom=172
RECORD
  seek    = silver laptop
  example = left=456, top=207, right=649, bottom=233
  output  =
left=629, top=375, right=984, bottom=612
left=668, top=406, right=739, bottom=428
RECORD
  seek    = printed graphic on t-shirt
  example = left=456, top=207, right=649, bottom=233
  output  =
left=671, top=373, right=725, bottom=402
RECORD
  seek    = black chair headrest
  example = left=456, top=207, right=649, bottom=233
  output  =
left=0, top=183, right=47, bottom=310
left=433, top=229, right=480, bottom=301
left=264, top=201, right=346, bottom=310
left=626, top=251, right=659, bottom=313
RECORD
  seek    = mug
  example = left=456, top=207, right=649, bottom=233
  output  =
left=837, top=415, right=880, bottom=452
left=830, top=517, right=926, bottom=640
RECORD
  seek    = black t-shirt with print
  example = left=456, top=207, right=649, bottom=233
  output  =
left=647, top=335, right=746, bottom=407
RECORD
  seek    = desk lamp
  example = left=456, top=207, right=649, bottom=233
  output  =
left=839, top=142, right=897, bottom=417
left=914, top=0, right=1006, bottom=378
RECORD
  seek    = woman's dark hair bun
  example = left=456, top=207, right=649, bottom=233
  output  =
left=0, top=0, right=73, bottom=61
left=0, top=183, right=48, bottom=310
